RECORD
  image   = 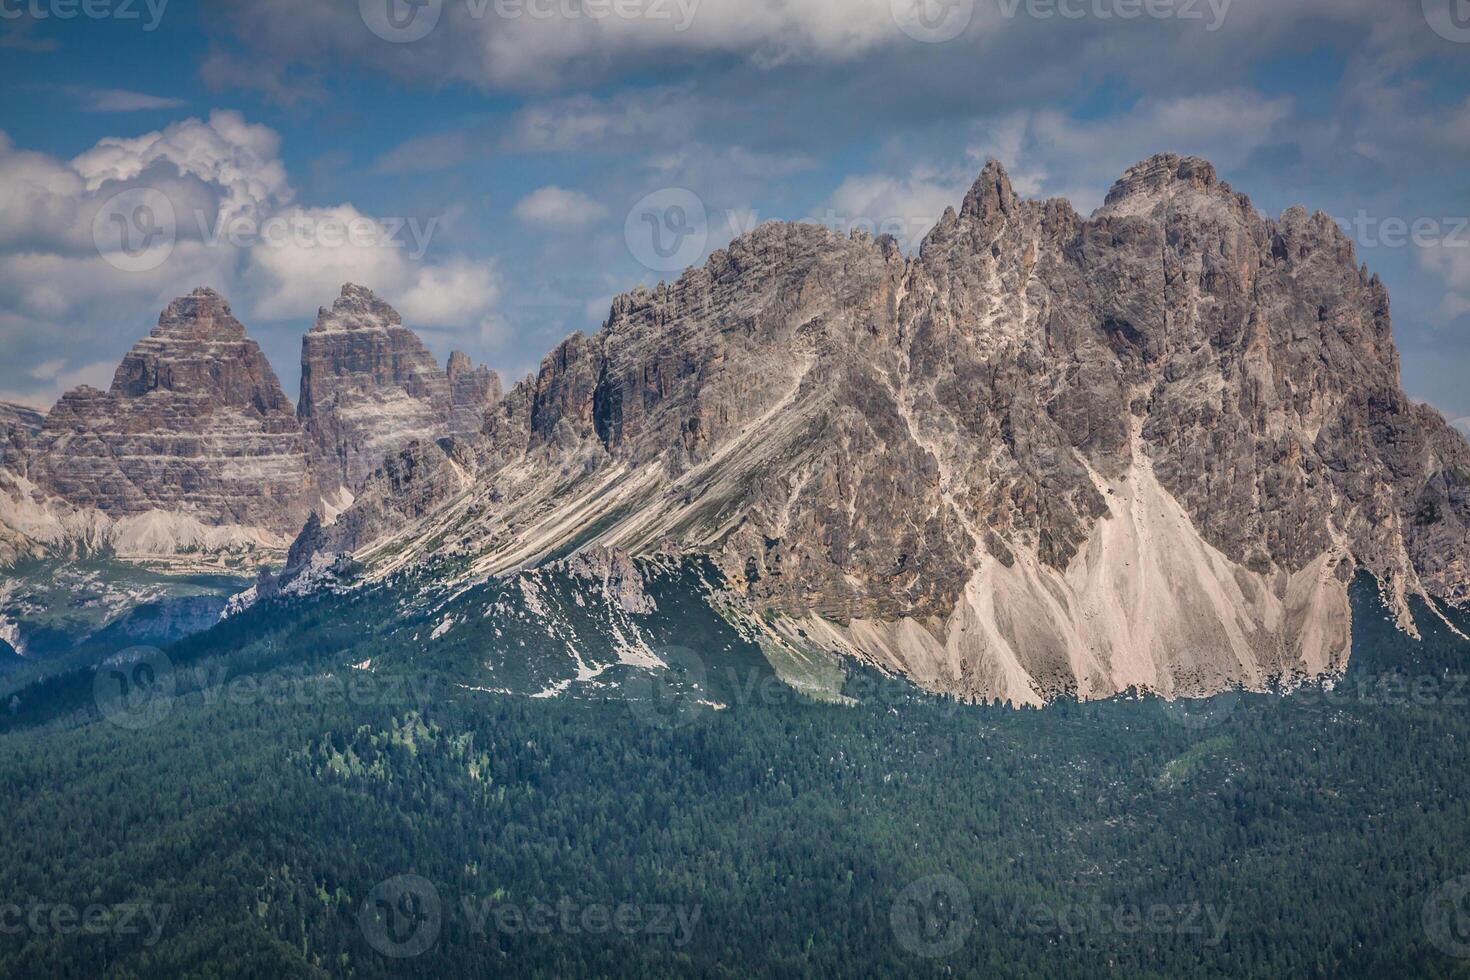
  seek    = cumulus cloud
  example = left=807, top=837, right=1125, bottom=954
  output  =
left=0, top=113, right=503, bottom=406
left=71, top=110, right=291, bottom=223
left=513, top=186, right=609, bottom=229
left=822, top=169, right=968, bottom=250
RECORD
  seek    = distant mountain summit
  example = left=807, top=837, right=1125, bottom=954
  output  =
left=299, top=283, right=501, bottom=498
left=0, top=286, right=497, bottom=566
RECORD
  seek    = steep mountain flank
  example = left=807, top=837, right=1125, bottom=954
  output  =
left=296, top=154, right=1470, bottom=704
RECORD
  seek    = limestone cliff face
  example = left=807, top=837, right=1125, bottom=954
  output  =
left=447, top=351, right=502, bottom=441
left=298, top=284, right=499, bottom=495
left=0, top=402, right=42, bottom=472
left=19, top=288, right=315, bottom=539
left=300, top=154, right=1470, bottom=704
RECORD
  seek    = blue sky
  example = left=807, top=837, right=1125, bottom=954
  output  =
left=1, top=0, right=1468, bottom=434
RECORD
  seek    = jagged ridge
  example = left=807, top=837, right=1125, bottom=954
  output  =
left=293, top=153, right=1470, bottom=704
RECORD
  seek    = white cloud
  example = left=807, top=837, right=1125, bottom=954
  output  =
left=823, top=170, right=968, bottom=251
left=513, top=187, right=609, bottom=230
left=965, top=92, right=1295, bottom=213
left=506, top=89, right=699, bottom=151
left=0, top=113, right=505, bottom=406
left=0, top=359, right=116, bottom=410
left=72, top=110, right=291, bottom=224
left=0, top=132, right=86, bottom=250
left=398, top=260, right=504, bottom=327
left=28, top=359, right=65, bottom=381
left=372, top=130, right=479, bottom=175
left=244, top=204, right=501, bottom=330
left=75, top=88, right=187, bottom=112
left=1418, top=239, right=1470, bottom=326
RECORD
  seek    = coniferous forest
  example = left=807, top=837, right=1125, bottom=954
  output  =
left=0, top=577, right=1468, bottom=978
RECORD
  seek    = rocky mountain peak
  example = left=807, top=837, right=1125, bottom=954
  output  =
left=109, top=289, right=292, bottom=410
left=959, top=158, right=1018, bottom=221
left=446, top=351, right=473, bottom=377
left=152, top=287, right=247, bottom=343
left=311, top=283, right=403, bottom=333
left=299, top=286, right=500, bottom=493
left=17, top=289, right=314, bottom=538
left=1100, top=152, right=1224, bottom=210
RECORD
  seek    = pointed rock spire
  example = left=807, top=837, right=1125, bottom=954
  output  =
left=959, top=159, right=1018, bottom=221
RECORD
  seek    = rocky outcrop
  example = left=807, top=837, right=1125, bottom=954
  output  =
left=0, top=402, right=41, bottom=456
left=6, top=287, right=316, bottom=555
left=298, top=285, right=500, bottom=495
left=297, top=153, right=1470, bottom=705
left=0, top=402, right=42, bottom=480
left=447, top=351, right=502, bottom=440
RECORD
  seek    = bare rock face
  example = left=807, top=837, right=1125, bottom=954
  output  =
left=447, top=350, right=502, bottom=440
left=20, top=288, right=315, bottom=540
left=299, top=284, right=499, bottom=494
left=0, top=402, right=42, bottom=471
left=291, top=155, right=1470, bottom=704
left=0, top=403, right=42, bottom=441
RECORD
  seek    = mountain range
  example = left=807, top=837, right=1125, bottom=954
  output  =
left=4, top=153, right=1468, bottom=705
